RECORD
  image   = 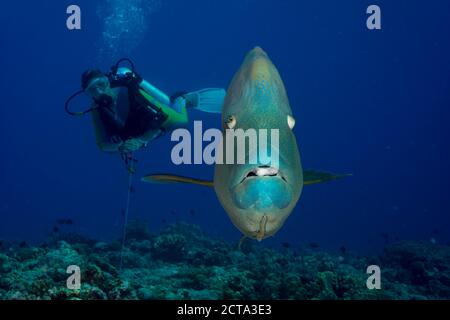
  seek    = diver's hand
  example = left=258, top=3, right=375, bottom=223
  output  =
left=119, top=138, right=147, bottom=153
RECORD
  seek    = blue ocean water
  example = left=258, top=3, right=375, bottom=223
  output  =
left=0, top=0, right=449, bottom=255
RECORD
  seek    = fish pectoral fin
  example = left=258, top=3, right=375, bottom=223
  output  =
left=303, top=169, right=352, bottom=186
left=141, top=174, right=214, bottom=187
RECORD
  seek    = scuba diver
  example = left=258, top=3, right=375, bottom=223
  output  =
left=65, top=58, right=226, bottom=155
left=64, top=59, right=226, bottom=270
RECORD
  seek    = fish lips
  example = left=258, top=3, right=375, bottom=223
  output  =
left=230, top=167, right=292, bottom=210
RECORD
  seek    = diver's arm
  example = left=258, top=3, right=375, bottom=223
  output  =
left=139, top=128, right=163, bottom=144
left=91, top=108, right=122, bottom=153
left=118, top=128, right=163, bottom=154
left=98, top=139, right=121, bottom=153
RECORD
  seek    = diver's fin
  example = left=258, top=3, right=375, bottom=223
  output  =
left=303, top=170, right=352, bottom=185
left=141, top=174, right=214, bottom=187
left=186, top=88, right=226, bottom=114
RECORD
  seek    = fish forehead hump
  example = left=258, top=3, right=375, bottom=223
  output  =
left=223, top=47, right=293, bottom=122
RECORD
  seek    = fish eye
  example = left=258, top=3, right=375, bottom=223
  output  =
left=225, top=115, right=236, bottom=129
left=287, top=115, right=296, bottom=129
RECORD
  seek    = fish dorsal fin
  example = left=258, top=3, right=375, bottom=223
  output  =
left=303, top=170, right=352, bottom=185
left=141, top=174, right=214, bottom=187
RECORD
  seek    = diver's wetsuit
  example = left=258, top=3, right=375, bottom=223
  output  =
left=91, top=80, right=186, bottom=153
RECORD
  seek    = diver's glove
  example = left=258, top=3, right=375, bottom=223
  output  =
left=118, top=137, right=148, bottom=153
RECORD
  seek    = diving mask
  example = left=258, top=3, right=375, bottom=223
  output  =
left=85, top=76, right=111, bottom=99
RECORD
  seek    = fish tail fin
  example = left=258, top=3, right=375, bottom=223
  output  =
left=141, top=174, right=214, bottom=187
left=303, top=170, right=352, bottom=185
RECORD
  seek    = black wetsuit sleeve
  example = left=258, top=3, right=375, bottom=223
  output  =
left=91, top=106, right=124, bottom=153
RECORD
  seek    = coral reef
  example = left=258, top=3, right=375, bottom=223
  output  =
left=0, top=221, right=449, bottom=300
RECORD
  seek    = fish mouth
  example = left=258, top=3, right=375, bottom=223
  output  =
left=230, top=165, right=292, bottom=211
left=239, top=166, right=287, bottom=184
